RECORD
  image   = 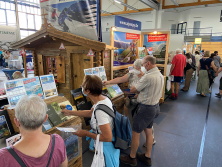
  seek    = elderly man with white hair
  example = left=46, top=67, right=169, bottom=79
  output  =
left=169, top=48, right=187, bottom=100
left=103, top=59, right=144, bottom=116
left=0, top=95, right=68, bottom=167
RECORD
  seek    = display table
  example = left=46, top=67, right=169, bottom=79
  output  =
left=2, top=68, right=24, bottom=80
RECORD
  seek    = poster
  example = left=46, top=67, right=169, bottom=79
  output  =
left=4, top=79, right=26, bottom=107
left=113, top=31, right=139, bottom=66
left=143, top=34, right=167, bottom=64
left=98, top=66, right=107, bottom=81
left=0, top=115, right=11, bottom=139
left=40, top=74, right=58, bottom=99
left=23, top=77, right=44, bottom=99
left=64, top=135, right=79, bottom=161
left=40, top=0, right=98, bottom=41
left=138, top=47, right=146, bottom=59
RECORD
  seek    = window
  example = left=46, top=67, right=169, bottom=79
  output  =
left=44, top=57, right=57, bottom=79
left=0, top=10, right=6, bottom=25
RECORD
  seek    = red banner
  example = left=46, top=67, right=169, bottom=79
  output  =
left=148, top=34, right=167, bottom=42
left=126, top=33, right=140, bottom=40
left=23, top=78, right=36, bottom=84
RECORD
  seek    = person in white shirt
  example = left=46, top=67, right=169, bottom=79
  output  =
left=61, top=75, right=120, bottom=167
left=3, top=50, right=12, bottom=67
left=194, top=51, right=201, bottom=79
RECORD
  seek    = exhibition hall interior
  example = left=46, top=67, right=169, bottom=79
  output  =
left=0, top=0, right=222, bottom=167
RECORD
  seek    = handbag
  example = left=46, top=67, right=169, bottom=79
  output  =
left=91, top=134, right=105, bottom=167
left=203, top=58, right=215, bottom=79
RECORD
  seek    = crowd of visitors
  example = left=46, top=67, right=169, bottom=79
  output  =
left=169, top=48, right=222, bottom=99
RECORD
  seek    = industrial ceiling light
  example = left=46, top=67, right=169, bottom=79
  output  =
left=171, top=0, right=179, bottom=6
left=139, top=0, right=159, bottom=10
left=113, top=0, right=139, bottom=11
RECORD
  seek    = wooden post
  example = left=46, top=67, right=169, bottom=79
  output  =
left=23, top=52, right=27, bottom=78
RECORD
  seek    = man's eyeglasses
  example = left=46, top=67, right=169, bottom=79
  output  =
left=142, top=61, right=148, bottom=66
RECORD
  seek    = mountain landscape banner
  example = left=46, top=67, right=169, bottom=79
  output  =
left=113, top=31, right=140, bottom=66
left=40, top=0, right=99, bottom=41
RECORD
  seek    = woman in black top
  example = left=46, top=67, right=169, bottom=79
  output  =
left=196, top=51, right=217, bottom=97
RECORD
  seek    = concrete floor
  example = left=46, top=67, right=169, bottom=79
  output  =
left=81, top=73, right=222, bottom=167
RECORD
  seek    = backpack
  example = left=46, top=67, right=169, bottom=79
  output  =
left=94, top=103, right=132, bottom=150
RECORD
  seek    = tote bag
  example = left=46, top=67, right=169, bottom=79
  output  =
left=91, top=134, right=105, bottom=167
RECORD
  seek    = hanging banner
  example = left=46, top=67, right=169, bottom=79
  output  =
left=148, top=34, right=167, bottom=42
left=0, top=26, right=19, bottom=50
left=40, top=0, right=98, bottom=41
left=143, top=34, right=167, bottom=64
left=113, top=31, right=139, bottom=66
left=115, top=16, right=141, bottom=31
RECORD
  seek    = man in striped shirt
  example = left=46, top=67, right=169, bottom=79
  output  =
left=120, top=56, right=164, bottom=166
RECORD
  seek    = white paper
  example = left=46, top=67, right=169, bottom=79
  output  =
left=56, top=127, right=77, bottom=133
left=6, top=134, right=21, bottom=147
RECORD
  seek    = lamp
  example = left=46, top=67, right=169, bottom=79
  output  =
left=153, top=31, right=157, bottom=34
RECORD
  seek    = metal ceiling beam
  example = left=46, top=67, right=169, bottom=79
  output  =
left=101, top=10, right=112, bottom=14
left=113, top=0, right=139, bottom=11
left=171, top=0, right=179, bottom=6
left=139, top=0, right=159, bottom=10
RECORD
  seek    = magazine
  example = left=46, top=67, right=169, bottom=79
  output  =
left=6, top=134, right=21, bottom=147
left=0, top=115, right=11, bottom=139
left=39, top=75, right=58, bottom=99
left=84, top=66, right=107, bottom=81
left=51, top=102, right=67, bottom=121
left=23, top=77, right=44, bottom=99
left=106, top=84, right=123, bottom=98
left=64, top=135, right=79, bottom=161
left=98, top=66, right=107, bottom=81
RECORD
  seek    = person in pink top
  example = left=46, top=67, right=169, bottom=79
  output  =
left=169, top=48, right=187, bottom=100
left=0, top=95, right=68, bottom=167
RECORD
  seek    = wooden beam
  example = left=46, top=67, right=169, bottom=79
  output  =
left=124, top=0, right=127, bottom=11
left=162, top=0, right=222, bottom=9
left=101, top=8, right=153, bottom=16
left=23, top=51, right=27, bottom=78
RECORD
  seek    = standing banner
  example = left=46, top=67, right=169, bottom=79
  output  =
left=40, top=0, right=99, bottom=41
left=0, top=26, right=19, bottom=50
left=113, top=31, right=139, bottom=66
left=143, top=34, right=167, bottom=64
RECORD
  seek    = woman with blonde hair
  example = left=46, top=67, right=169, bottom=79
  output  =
left=196, top=50, right=217, bottom=97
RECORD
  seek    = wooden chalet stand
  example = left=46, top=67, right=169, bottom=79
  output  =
left=5, top=96, right=82, bottom=167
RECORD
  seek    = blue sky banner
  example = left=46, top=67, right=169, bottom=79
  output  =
left=115, top=15, right=141, bottom=31
left=114, top=31, right=139, bottom=66
left=40, top=0, right=99, bottom=41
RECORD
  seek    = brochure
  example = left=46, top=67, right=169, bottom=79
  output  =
left=98, top=66, right=107, bottom=81
left=40, top=74, right=58, bottom=99
left=64, top=135, right=79, bottom=161
left=84, top=66, right=107, bottom=81
left=92, top=67, right=99, bottom=76
left=84, top=68, right=93, bottom=75
left=0, top=115, right=11, bottom=139
left=56, top=127, right=77, bottom=133
left=106, top=84, right=123, bottom=98
left=42, top=119, right=53, bottom=132
left=51, top=102, right=67, bottom=121
left=4, top=79, right=26, bottom=107
left=23, top=77, right=44, bottom=99
left=6, top=134, right=21, bottom=147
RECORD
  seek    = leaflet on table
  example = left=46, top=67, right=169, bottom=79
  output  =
left=23, top=77, right=44, bottom=99
left=84, top=66, right=107, bottom=81
left=128, top=66, right=134, bottom=71
left=56, top=127, right=77, bottom=133
left=4, top=79, right=26, bottom=107
left=6, top=134, right=21, bottom=147
left=39, top=74, right=58, bottom=99
left=106, top=84, right=123, bottom=98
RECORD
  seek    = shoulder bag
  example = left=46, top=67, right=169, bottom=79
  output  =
left=91, top=134, right=105, bottom=167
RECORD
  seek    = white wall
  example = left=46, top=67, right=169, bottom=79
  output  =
left=101, top=11, right=155, bottom=33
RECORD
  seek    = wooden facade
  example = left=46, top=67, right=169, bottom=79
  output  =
left=10, top=24, right=111, bottom=105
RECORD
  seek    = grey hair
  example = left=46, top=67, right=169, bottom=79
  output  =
left=144, top=56, right=156, bottom=65
left=175, top=48, right=182, bottom=54
left=15, top=95, right=47, bottom=130
left=133, top=59, right=142, bottom=68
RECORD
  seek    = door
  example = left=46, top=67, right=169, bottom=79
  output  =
left=193, top=21, right=200, bottom=36
left=72, top=53, right=93, bottom=89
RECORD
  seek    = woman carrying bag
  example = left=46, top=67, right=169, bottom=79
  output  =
left=61, top=75, right=120, bottom=167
